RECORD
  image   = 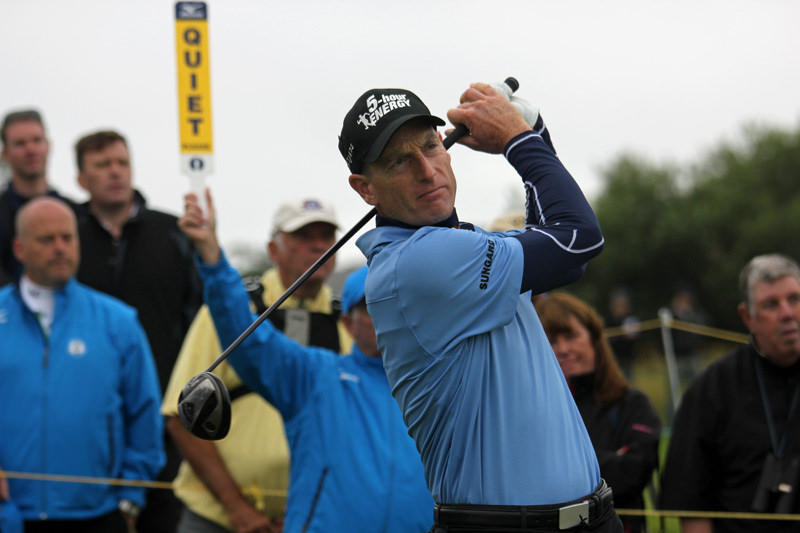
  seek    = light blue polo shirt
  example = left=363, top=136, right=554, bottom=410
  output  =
left=357, top=224, right=600, bottom=505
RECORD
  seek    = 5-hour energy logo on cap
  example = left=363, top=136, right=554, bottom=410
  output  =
left=357, top=93, right=412, bottom=130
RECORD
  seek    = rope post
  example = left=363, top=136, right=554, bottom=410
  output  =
left=658, top=307, right=682, bottom=416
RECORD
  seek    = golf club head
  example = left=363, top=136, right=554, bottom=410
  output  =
left=177, top=371, right=231, bottom=440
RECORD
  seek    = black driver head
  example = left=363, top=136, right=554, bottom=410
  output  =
left=178, top=371, right=232, bottom=440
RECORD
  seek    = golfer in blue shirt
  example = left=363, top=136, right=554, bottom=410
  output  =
left=339, top=83, right=623, bottom=532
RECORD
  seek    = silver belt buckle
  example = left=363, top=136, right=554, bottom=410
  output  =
left=558, top=500, right=589, bottom=529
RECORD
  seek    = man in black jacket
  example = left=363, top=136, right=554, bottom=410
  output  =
left=661, top=254, right=800, bottom=533
left=74, top=129, right=203, bottom=533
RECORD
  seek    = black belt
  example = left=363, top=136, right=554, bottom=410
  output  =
left=434, top=480, right=614, bottom=531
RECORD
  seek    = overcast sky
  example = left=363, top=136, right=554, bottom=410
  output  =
left=2, top=0, right=799, bottom=269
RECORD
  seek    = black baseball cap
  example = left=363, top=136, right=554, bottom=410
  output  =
left=338, top=89, right=445, bottom=174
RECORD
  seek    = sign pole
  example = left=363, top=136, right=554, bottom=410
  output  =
left=175, top=1, right=213, bottom=212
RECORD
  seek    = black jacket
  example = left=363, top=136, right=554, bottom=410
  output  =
left=660, top=344, right=800, bottom=533
left=570, top=373, right=661, bottom=533
left=75, top=191, right=203, bottom=392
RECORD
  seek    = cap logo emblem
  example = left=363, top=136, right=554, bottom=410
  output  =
left=356, top=93, right=412, bottom=130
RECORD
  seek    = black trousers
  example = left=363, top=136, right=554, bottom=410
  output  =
left=25, top=509, right=127, bottom=533
left=136, top=430, right=184, bottom=533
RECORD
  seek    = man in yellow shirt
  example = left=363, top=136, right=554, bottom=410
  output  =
left=162, top=199, right=351, bottom=533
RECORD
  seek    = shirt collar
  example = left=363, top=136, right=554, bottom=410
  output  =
left=375, top=209, right=460, bottom=230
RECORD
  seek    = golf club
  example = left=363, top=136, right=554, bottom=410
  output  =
left=179, top=77, right=519, bottom=440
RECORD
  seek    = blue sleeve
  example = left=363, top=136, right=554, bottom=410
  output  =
left=117, top=315, right=165, bottom=505
left=394, top=228, right=524, bottom=353
left=505, top=127, right=604, bottom=293
left=197, top=252, right=333, bottom=421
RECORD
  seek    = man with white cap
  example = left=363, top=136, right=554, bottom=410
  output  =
left=162, top=197, right=351, bottom=533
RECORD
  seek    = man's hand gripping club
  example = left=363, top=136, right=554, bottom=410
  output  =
left=446, top=82, right=536, bottom=154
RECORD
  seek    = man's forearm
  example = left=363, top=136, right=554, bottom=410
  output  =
left=681, top=517, right=712, bottom=533
left=507, top=131, right=600, bottom=237
left=506, top=131, right=603, bottom=293
left=165, top=416, right=251, bottom=515
left=0, top=468, right=9, bottom=500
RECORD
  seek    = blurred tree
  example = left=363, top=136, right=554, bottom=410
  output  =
left=683, top=124, right=800, bottom=328
left=571, top=122, right=800, bottom=330
left=570, top=153, right=683, bottom=319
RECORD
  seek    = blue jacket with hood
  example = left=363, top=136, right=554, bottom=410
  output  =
left=0, top=279, right=164, bottom=520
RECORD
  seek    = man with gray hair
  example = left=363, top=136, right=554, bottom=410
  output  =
left=661, top=254, right=800, bottom=533
left=162, top=197, right=352, bottom=533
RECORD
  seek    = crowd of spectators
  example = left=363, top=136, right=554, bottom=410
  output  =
left=1, top=101, right=798, bottom=533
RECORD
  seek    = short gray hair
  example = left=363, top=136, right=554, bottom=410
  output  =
left=739, top=254, right=800, bottom=311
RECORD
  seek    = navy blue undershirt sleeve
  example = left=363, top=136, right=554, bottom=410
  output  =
left=506, top=124, right=604, bottom=294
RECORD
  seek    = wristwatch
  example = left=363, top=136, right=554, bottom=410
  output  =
left=118, top=499, right=141, bottom=518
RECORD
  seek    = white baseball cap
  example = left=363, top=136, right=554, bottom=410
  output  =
left=272, top=199, right=339, bottom=235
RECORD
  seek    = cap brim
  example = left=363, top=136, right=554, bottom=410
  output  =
left=362, top=114, right=446, bottom=170
left=279, top=214, right=339, bottom=234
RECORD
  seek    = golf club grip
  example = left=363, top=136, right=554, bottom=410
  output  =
left=204, top=76, right=519, bottom=373
left=442, top=124, right=469, bottom=150
left=442, top=76, right=519, bottom=150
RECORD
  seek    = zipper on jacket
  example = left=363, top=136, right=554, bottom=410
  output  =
left=301, top=466, right=329, bottom=533
left=40, top=336, right=49, bottom=519
left=107, top=413, right=115, bottom=477
left=20, top=290, right=52, bottom=518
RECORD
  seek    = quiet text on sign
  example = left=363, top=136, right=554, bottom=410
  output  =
left=175, top=2, right=213, bottom=155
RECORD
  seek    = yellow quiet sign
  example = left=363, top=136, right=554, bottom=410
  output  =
left=175, top=2, right=213, bottom=175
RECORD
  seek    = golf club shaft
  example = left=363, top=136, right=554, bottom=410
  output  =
left=205, top=206, right=376, bottom=372
left=205, top=77, right=518, bottom=373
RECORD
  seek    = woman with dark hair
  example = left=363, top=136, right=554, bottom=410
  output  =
left=536, top=292, right=661, bottom=533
